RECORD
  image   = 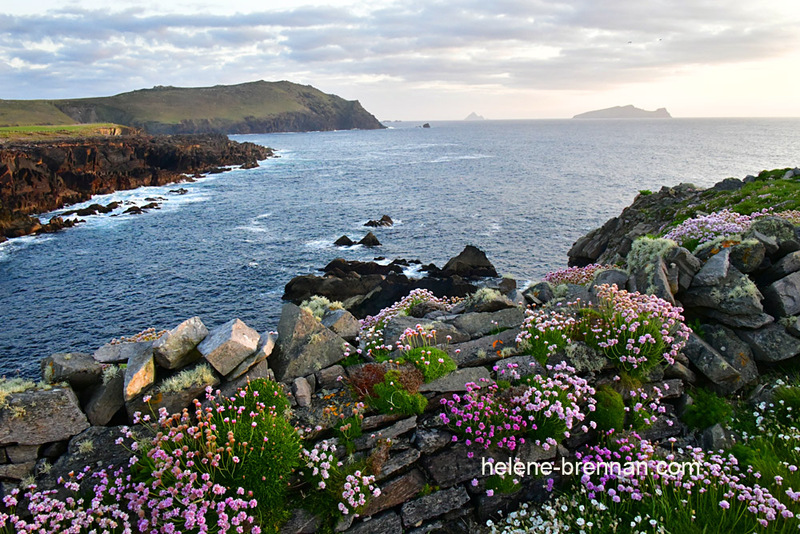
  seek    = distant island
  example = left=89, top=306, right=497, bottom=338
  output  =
left=573, top=105, right=671, bottom=119
left=464, top=112, right=485, bottom=120
left=0, top=80, right=384, bottom=135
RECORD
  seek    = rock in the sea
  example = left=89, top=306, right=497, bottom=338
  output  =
left=441, top=245, right=498, bottom=278
left=272, top=303, right=353, bottom=382
left=358, top=232, right=382, bottom=247
left=0, top=386, right=89, bottom=446
left=40, top=352, right=103, bottom=389
left=153, top=316, right=208, bottom=370
left=736, top=323, right=800, bottom=363
left=365, top=215, right=394, bottom=227
left=198, top=318, right=260, bottom=376
left=334, top=235, right=355, bottom=246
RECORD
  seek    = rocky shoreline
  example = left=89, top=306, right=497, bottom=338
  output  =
left=0, top=133, right=272, bottom=241
left=2, top=169, right=800, bottom=533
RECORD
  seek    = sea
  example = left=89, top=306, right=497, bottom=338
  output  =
left=2, top=118, right=799, bottom=378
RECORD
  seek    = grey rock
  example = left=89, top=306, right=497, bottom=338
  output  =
left=665, top=361, right=697, bottom=384
left=316, top=365, right=346, bottom=390
left=730, top=240, right=766, bottom=274
left=786, top=316, right=800, bottom=337
left=682, top=333, right=742, bottom=392
left=507, top=289, right=527, bottom=306
left=746, top=217, right=798, bottom=256
left=152, top=316, right=208, bottom=370
left=590, top=268, right=629, bottom=291
left=702, top=423, right=733, bottom=451
left=293, top=377, right=312, bottom=407
left=704, top=309, right=774, bottom=329
left=683, top=266, right=764, bottom=317
left=691, top=248, right=730, bottom=287
left=401, top=485, right=470, bottom=527
left=629, top=256, right=675, bottom=304
left=550, top=342, right=613, bottom=374
left=346, top=512, right=402, bottom=534
left=353, top=416, right=417, bottom=451
left=93, top=340, right=154, bottom=364
left=441, top=245, right=498, bottom=278
left=413, top=428, right=452, bottom=455
left=148, top=363, right=221, bottom=416
left=322, top=309, right=361, bottom=342
left=362, top=470, right=426, bottom=517
left=447, top=329, right=520, bottom=367
left=280, top=508, right=321, bottom=534
left=421, top=443, right=484, bottom=487
left=761, top=251, right=800, bottom=284
left=383, top=316, right=470, bottom=348
left=376, top=448, right=421, bottom=481
left=638, top=414, right=683, bottom=442
left=85, top=367, right=125, bottom=426
left=418, top=367, right=491, bottom=394
left=712, top=177, right=743, bottom=191
left=217, top=359, right=273, bottom=399
left=664, top=246, right=702, bottom=292
left=40, top=352, right=102, bottom=389
left=523, top=282, right=554, bottom=305
left=198, top=318, right=260, bottom=376
left=0, top=387, right=89, bottom=446
left=272, top=304, right=353, bottom=382
left=703, top=324, right=759, bottom=388
left=0, top=461, right=36, bottom=481
left=494, top=354, right=545, bottom=379
left=736, top=323, right=800, bottom=362
left=123, top=343, right=156, bottom=401
left=463, top=291, right=515, bottom=313
left=450, top=307, right=526, bottom=339
left=763, top=271, right=800, bottom=317
left=227, top=332, right=274, bottom=380
left=6, top=444, right=39, bottom=463
left=747, top=229, right=779, bottom=256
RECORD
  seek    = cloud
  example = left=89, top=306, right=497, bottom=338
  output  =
left=0, top=0, right=797, bottom=103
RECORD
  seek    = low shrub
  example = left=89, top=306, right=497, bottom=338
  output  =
left=368, top=370, right=428, bottom=416
left=590, top=385, right=625, bottom=434
left=681, top=387, right=732, bottom=430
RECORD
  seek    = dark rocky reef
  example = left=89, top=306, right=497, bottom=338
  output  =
left=0, top=134, right=272, bottom=239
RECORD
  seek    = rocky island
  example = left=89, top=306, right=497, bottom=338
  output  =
left=573, top=104, right=672, bottom=119
left=2, top=167, right=800, bottom=533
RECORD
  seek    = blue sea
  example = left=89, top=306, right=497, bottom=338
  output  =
left=2, top=118, right=799, bottom=378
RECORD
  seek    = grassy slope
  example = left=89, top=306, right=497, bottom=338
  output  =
left=0, top=123, right=134, bottom=141
left=0, top=100, right=77, bottom=127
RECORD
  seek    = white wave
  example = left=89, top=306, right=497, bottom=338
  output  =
left=255, top=212, right=272, bottom=219
left=235, top=225, right=270, bottom=234
left=304, top=239, right=333, bottom=249
left=0, top=234, right=53, bottom=262
left=403, top=264, right=426, bottom=279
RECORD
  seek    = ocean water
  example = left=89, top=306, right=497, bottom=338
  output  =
left=2, top=118, right=799, bottom=378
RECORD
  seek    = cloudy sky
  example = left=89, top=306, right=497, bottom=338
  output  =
left=1, top=0, right=798, bottom=120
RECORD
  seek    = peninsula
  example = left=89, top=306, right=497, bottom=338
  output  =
left=573, top=104, right=672, bottom=119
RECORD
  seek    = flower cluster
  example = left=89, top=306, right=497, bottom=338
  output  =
left=110, top=326, right=167, bottom=344
left=303, top=440, right=342, bottom=490
left=339, top=471, right=380, bottom=516
left=516, top=305, right=580, bottom=365
left=587, top=284, right=690, bottom=373
left=663, top=208, right=767, bottom=249
left=439, top=362, right=596, bottom=453
left=544, top=264, right=613, bottom=286
left=775, top=210, right=800, bottom=225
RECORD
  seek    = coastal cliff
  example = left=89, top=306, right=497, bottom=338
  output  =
left=0, top=134, right=272, bottom=239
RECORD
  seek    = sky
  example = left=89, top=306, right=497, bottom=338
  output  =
left=0, top=0, right=799, bottom=120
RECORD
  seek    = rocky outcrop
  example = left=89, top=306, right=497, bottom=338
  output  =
left=0, top=134, right=272, bottom=239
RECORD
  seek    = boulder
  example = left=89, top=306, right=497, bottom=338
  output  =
left=123, top=344, right=156, bottom=401
left=401, top=485, right=470, bottom=528
left=629, top=256, right=675, bottom=304
left=216, top=359, right=273, bottom=400
left=763, top=272, right=800, bottom=317
left=359, top=232, right=382, bottom=247
left=729, top=240, right=766, bottom=274
left=761, top=251, right=800, bottom=284
left=227, top=332, right=275, bottom=380
left=334, top=235, right=355, bottom=247
left=362, top=469, right=426, bottom=517
left=450, top=307, right=526, bottom=339
left=446, top=329, right=520, bottom=367
left=441, top=245, right=498, bottom=278
left=683, top=266, right=765, bottom=321
left=0, top=386, right=89, bottom=446
left=93, top=340, right=154, bottom=364
left=322, top=308, right=361, bottom=342
left=418, top=367, right=491, bottom=393
left=198, top=318, right=260, bottom=376
left=522, top=281, right=554, bottom=305
left=40, top=352, right=103, bottom=389
left=664, top=246, right=702, bottom=292
left=702, top=423, right=733, bottom=451
left=383, top=316, right=470, bottom=348
left=590, top=268, right=629, bottom=292
left=272, top=304, right=353, bottom=382
left=152, top=316, right=208, bottom=370
left=85, top=367, right=125, bottom=426
left=704, top=309, right=773, bottom=329
left=293, top=377, right=312, bottom=407
left=143, top=363, right=221, bottom=416
left=682, top=333, right=742, bottom=393
left=665, top=361, right=697, bottom=384
left=365, top=215, right=394, bottom=227
left=691, top=249, right=730, bottom=287
left=701, top=324, right=758, bottom=388
left=551, top=342, right=614, bottom=374
left=746, top=217, right=799, bottom=257
left=421, top=443, right=485, bottom=488
left=413, top=429, right=452, bottom=455
left=736, top=323, right=800, bottom=363
left=494, top=354, right=545, bottom=380
left=316, top=365, right=346, bottom=390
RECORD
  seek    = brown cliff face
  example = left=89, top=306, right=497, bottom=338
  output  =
left=0, top=134, right=272, bottom=238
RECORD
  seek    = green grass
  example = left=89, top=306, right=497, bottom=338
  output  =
left=0, top=123, right=132, bottom=140
left=0, top=99, right=77, bottom=127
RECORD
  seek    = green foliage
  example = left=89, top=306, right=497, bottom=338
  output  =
left=682, top=388, right=732, bottom=430
left=402, top=346, right=457, bottom=382
left=367, top=370, right=428, bottom=416
left=486, top=473, right=522, bottom=494
left=590, top=385, right=626, bottom=434
left=638, top=189, right=653, bottom=196
left=687, top=318, right=705, bottom=339
left=300, top=295, right=343, bottom=320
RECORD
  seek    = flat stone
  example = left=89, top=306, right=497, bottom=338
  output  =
left=272, top=304, right=353, bottom=382
left=401, top=485, right=470, bottom=528
left=449, top=307, right=526, bottom=339
left=691, top=248, right=730, bottom=287
left=227, top=332, right=274, bottom=379
left=0, top=461, right=36, bottom=481
left=354, top=416, right=417, bottom=450
left=152, top=316, right=208, bottom=370
left=0, top=387, right=89, bottom=446
left=494, top=355, right=546, bottom=380
left=702, top=324, right=758, bottom=389
left=322, top=309, right=361, bottom=342
left=199, top=318, right=260, bottom=376
left=383, top=316, right=470, bottom=348
left=123, top=343, right=156, bottom=401
left=413, top=428, right=452, bottom=455
left=85, top=367, right=125, bottom=426
left=362, top=469, right=426, bottom=517
left=376, top=448, right=421, bottom=481
left=280, top=509, right=320, bottom=534
left=345, top=512, right=403, bottom=534
left=421, top=443, right=484, bottom=488
left=5, top=444, right=39, bottom=463
left=763, top=271, right=800, bottom=317
left=736, top=323, right=800, bottom=363
left=590, top=268, right=629, bottom=291
left=40, top=352, right=102, bottom=389
left=419, top=367, right=490, bottom=394
left=293, top=377, right=312, bottom=407
left=447, top=329, right=520, bottom=367
left=316, top=365, right=346, bottom=390
left=93, top=340, right=154, bottom=364
left=682, top=333, right=742, bottom=391
left=704, top=309, right=774, bottom=329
